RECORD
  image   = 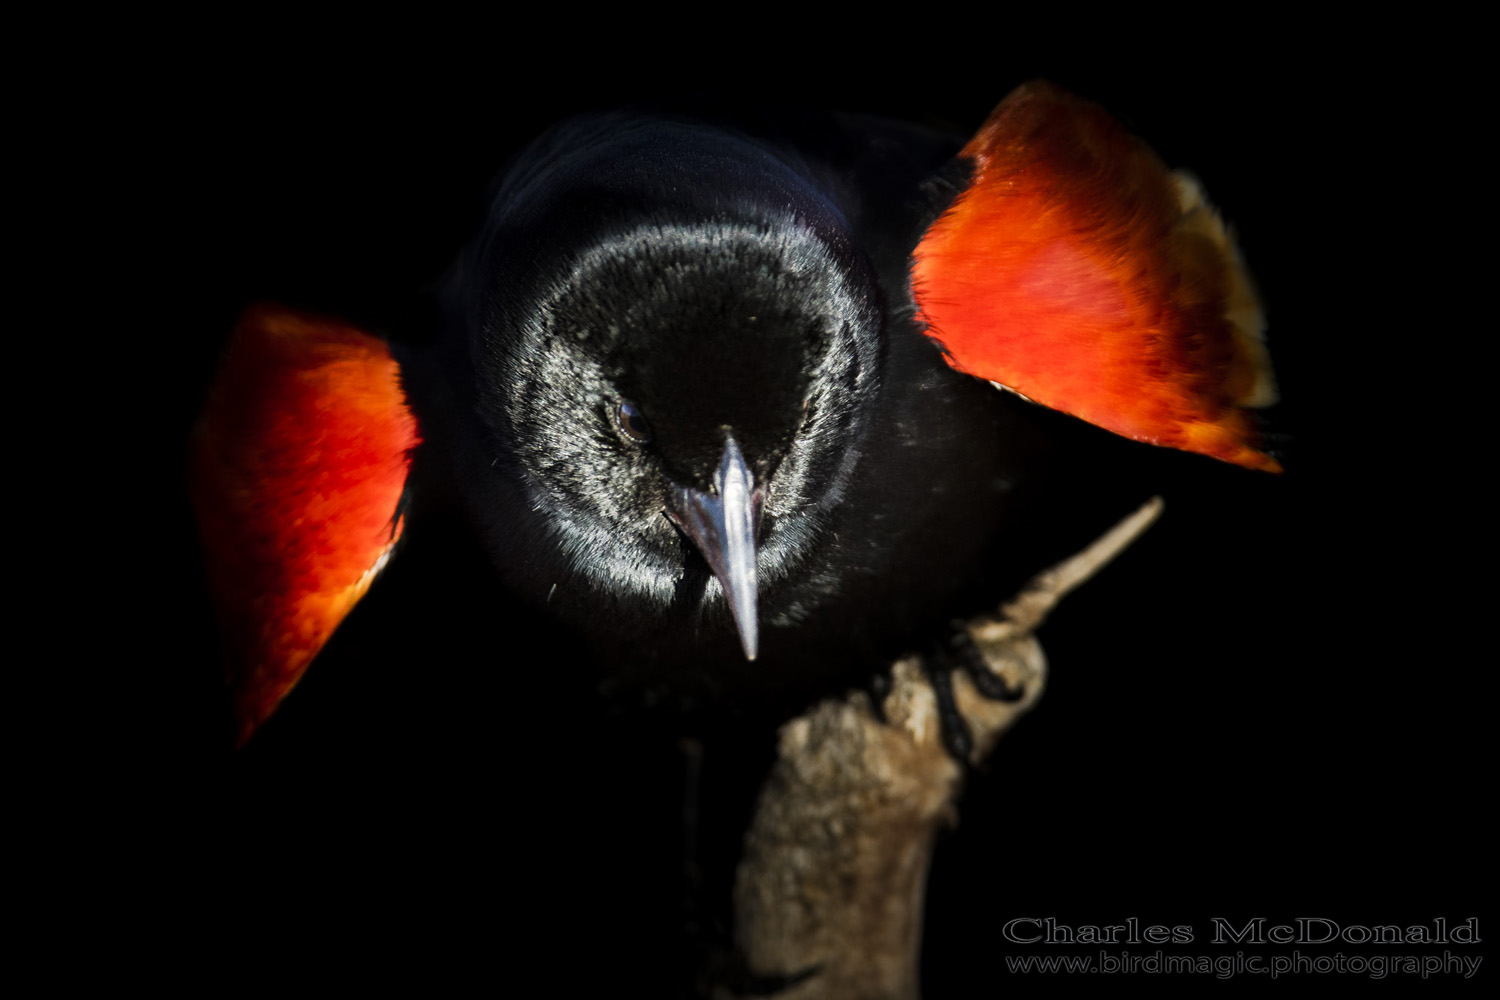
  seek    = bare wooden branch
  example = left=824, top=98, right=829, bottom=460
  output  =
left=725, top=497, right=1165, bottom=1000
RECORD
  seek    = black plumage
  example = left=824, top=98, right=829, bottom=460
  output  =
left=182, top=90, right=1299, bottom=997
left=141, top=62, right=1485, bottom=1000
left=396, top=105, right=1136, bottom=727
left=247, top=107, right=1155, bottom=992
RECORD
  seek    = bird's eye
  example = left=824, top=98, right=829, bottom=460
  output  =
left=615, top=400, right=652, bottom=443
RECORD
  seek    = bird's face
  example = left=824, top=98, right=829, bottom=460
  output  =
left=464, top=208, right=884, bottom=657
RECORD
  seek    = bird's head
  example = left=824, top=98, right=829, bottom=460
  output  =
left=444, top=116, right=885, bottom=659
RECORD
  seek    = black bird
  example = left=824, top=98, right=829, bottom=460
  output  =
left=196, top=85, right=1273, bottom=739
left=400, top=102, right=1073, bottom=721
left=191, top=83, right=1276, bottom=992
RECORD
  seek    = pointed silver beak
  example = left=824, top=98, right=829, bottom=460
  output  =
left=667, top=435, right=760, bottom=660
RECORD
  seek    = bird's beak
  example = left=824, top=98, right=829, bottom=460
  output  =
left=667, top=435, right=760, bottom=661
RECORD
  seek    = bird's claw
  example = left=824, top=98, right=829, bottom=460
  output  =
left=946, top=618, right=1026, bottom=702
left=919, top=619, right=1028, bottom=762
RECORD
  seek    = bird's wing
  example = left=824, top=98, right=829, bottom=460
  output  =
left=191, top=305, right=420, bottom=746
left=911, top=81, right=1279, bottom=473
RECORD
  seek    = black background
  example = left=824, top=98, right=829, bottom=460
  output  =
left=110, top=39, right=1485, bottom=995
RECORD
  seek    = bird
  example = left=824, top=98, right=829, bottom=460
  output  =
left=189, top=81, right=1278, bottom=991
left=194, top=81, right=1275, bottom=745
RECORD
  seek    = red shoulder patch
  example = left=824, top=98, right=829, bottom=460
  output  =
left=191, top=306, right=420, bottom=746
left=912, top=81, right=1279, bottom=473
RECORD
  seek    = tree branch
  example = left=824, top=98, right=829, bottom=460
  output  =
left=727, top=497, right=1165, bottom=999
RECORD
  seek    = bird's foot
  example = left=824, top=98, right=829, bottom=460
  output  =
left=919, top=618, right=1027, bottom=762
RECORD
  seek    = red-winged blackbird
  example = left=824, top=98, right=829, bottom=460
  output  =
left=192, top=83, right=1279, bottom=994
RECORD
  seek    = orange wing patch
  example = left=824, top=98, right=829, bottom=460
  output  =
left=191, top=306, right=420, bottom=746
left=912, top=81, right=1279, bottom=473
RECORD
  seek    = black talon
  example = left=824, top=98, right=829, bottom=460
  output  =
left=947, top=619, right=1025, bottom=702
left=923, top=643, right=974, bottom=762
left=878, top=619, right=1028, bottom=762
